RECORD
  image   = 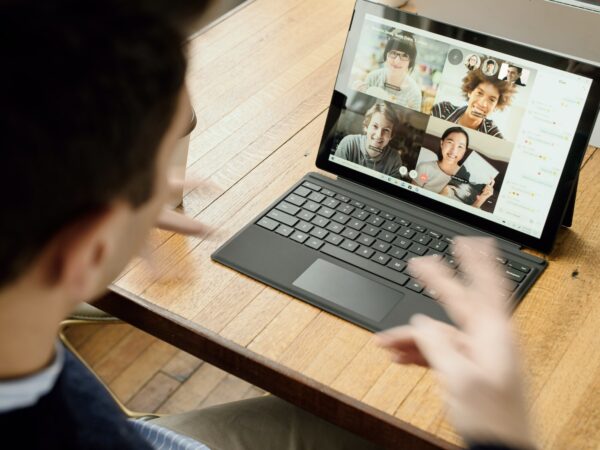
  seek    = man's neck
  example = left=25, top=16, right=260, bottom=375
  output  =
left=0, top=280, right=66, bottom=379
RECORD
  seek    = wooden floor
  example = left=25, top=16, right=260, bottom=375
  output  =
left=65, top=323, right=265, bottom=415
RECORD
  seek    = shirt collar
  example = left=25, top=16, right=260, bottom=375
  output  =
left=0, top=342, right=65, bottom=413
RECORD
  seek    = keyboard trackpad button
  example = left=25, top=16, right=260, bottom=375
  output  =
left=293, top=259, right=402, bottom=322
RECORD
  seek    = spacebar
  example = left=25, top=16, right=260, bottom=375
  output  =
left=321, top=244, right=409, bottom=287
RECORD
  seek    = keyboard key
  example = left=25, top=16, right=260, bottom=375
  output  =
left=347, top=219, right=365, bottom=231
left=296, top=221, right=313, bottom=233
left=276, top=201, right=300, bottom=216
left=337, top=204, right=354, bottom=215
left=297, top=209, right=315, bottom=221
left=326, top=222, right=344, bottom=234
left=501, top=278, right=519, bottom=292
left=387, top=246, right=406, bottom=259
left=335, top=193, right=350, bottom=203
left=257, top=217, right=279, bottom=231
left=304, top=201, right=320, bottom=212
left=367, top=215, right=384, bottom=226
left=395, top=218, right=411, bottom=227
left=428, top=230, right=442, bottom=239
left=267, top=209, right=298, bottom=227
left=387, top=258, right=406, bottom=272
left=308, top=191, right=326, bottom=203
left=321, top=244, right=409, bottom=286
left=426, top=250, right=443, bottom=258
left=290, top=231, right=309, bottom=243
left=371, top=252, right=391, bottom=265
left=443, top=236, right=455, bottom=245
left=393, top=237, right=411, bottom=249
left=294, top=186, right=311, bottom=197
left=317, top=206, right=336, bottom=218
left=332, top=213, right=351, bottom=225
left=285, top=194, right=306, bottom=207
left=305, top=237, right=324, bottom=250
left=356, top=246, right=375, bottom=259
left=275, top=225, right=294, bottom=237
left=423, top=287, right=439, bottom=299
left=445, top=257, right=458, bottom=269
left=507, top=260, right=530, bottom=273
left=351, top=200, right=365, bottom=208
left=382, top=221, right=400, bottom=233
left=351, top=209, right=370, bottom=221
left=322, top=197, right=340, bottom=208
left=302, top=181, right=321, bottom=191
left=415, top=234, right=431, bottom=245
left=362, top=225, right=379, bottom=237
left=495, top=256, right=508, bottom=265
left=503, top=268, right=525, bottom=283
left=430, top=240, right=448, bottom=252
left=381, top=212, right=396, bottom=221
left=412, top=224, right=427, bottom=233
left=406, top=279, right=424, bottom=293
left=311, top=216, right=329, bottom=228
left=399, top=227, right=415, bottom=239
left=321, top=188, right=336, bottom=197
left=409, top=243, right=428, bottom=256
left=310, top=227, right=328, bottom=239
left=373, top=240, right=391, bottom=253
left=377, top=230, right=396, bottom=243
left=341, top=228, right=360, bottom=240
left=365, top=206, right=380, bottom=214
left=325, top=234, right=344, bottom=246
left=357, top=234, right=376, bottom=246
left=341, top=240, right=359, bottom=252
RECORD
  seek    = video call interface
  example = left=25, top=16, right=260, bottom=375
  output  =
left=328, top=14, right=593, bottom=238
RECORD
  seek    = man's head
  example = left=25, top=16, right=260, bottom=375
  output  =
left=0, top=1, right=205, bottom=305
left=461, top=69, right=516, bottom=122
left=506, top=65, right=523, bottom=83
left=363, top=103, right=401, bottom=156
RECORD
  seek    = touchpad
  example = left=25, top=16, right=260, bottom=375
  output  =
left=293, top=259, right=403, bottom=322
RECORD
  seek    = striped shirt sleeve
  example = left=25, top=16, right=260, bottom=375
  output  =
left=129, top=419, right=211, bottom=450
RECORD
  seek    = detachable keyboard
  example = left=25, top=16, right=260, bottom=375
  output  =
left=256, top=180, right=533, bottom=301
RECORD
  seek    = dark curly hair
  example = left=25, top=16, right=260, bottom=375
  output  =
left=461, top=69, right=516, bottom=110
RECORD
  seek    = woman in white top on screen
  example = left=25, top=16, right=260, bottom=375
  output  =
left=354, top=31, right=422, bottom=111
left=414, top=126, right=493, bottom=208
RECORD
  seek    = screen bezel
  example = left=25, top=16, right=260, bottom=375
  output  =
left=315, top=0, right=600, bottom=253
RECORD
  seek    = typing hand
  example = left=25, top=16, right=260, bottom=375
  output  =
left=376, top=237, right=535, bottom=449
left=155, top=176, right=214, bottom=238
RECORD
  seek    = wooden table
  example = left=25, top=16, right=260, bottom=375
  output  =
left=97, top=0, right=600, bottom=448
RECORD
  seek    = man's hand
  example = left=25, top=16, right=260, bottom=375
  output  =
left=376, top=237, right=535, bottom=449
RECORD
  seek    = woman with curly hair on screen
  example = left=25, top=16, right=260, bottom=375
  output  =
left=432, top=68, right=516, bottom=139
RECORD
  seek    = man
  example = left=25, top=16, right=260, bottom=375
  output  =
left=0, top=1, right=536, bottom=449
left=503, top=65, right=526, bottom=86
left=335, top=102, right=404, bottom=178
left=0, top=1, right=381, bottom=448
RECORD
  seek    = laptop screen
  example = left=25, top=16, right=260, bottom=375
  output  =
left=318, top=2, right=598, bottom=245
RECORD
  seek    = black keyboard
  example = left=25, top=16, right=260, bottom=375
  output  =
left=256, top=180, right=531, bottom=300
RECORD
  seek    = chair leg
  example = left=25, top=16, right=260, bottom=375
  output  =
left=59, top=319, right=164, bottom=420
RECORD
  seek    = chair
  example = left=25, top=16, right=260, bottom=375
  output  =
left=59, top=302, right=160, bottom=420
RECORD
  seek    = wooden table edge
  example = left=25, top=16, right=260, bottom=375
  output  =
left=96, top=285, right=461, bottom=450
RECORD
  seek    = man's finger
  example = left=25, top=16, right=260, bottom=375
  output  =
left=409, top=314, right=474, bottom=377
left=156, top=208, right=212, bottom=237
left=408, top=256, right=473, bottom=328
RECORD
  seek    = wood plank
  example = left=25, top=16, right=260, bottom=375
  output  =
left=109, top=339, right=178, bottom=403
left=126, top=372, right=181, bottom=413
left=76, top=323, right=131, bottom=366
left=93, top=327, right=155, bottom=383
left=157, top=363, right=229, bottom=415
left=197, top=374, right=255, bottom=409
left=162, top=350, right=204, bottom=382
left=63, top=323, right=101, bottom=348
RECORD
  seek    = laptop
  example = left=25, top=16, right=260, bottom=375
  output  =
left=212, top=0, right=600, bottom=332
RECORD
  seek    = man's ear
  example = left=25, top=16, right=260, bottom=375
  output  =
left=44, top=203, right=128, bottom=303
